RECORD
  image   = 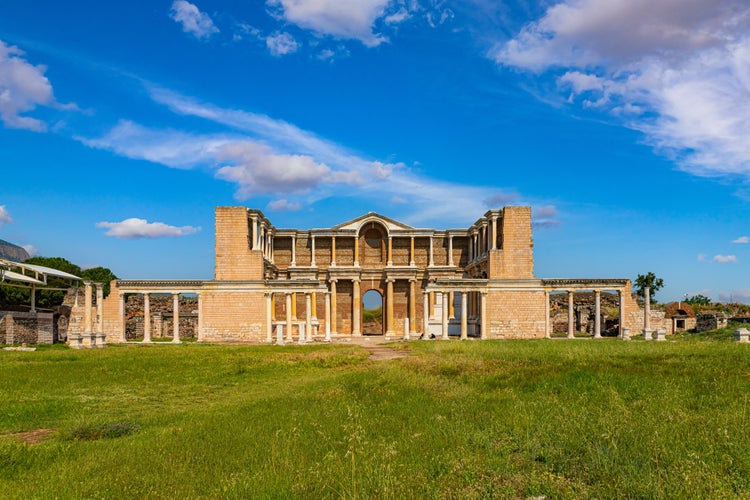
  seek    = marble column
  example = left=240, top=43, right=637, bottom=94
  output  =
left=142, top=293, right=152, bottom=343
left=386, top=278, right=395, bottom=336
left=118, top=292, right=126, bottom=343
left=491, top=216, right=497, bottom=250
left=324, top=292, right=331, bottom=342
left=310, top=235, right=316, bottom=267
left=409, top=278, right=417, bottom=335
left=448, top=235, right=454, bottom=266
left=311, top=292, right=318, bottom=321
left=545, top=290, right=551, bottom=339
left=330, top=279, right=338, bottom=334
left=291, top=235, right=296, bottom=266
left=305, top=293, right=312, bottom=342
left=95, top=283, right=105, bottom=347
left=291, top=293, right=297, bottom=320
left=172, top=293, right=180, bottom=343
left=567, top=290, right=575, bottom=339
left=409, top=236, right=415, bottom=266
left=265, top=293, right=273, bottom=343
left=480, top=292, right=487, bottom=340
left=387, top=236, right=393, bottom=266
left=423, top=291, right=429, bottom=337
left=643, top=286, right=652, bottom=340
left=428, top=236, right=434, bottom=267
left=449, top=292, right=455, bottom=319
left=354, top=235, right=360, bottom=267
left=460, top=292, right=468, bottom=340
left=286, top=293, right=293, bottom=342
left=442, top=292, right=449, bottom=340
left=331, top=236, right=337, bottom=266
left=352, top=279, right=361, bottom=335
left=84, top=281, right=93, bottom=338
left=594, top=290, right=602, bottom=339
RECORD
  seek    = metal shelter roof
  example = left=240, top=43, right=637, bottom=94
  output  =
left=0, top=258, right=82, bottom=287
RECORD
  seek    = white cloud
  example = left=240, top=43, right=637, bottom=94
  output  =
left=493, top=0, right=750, bottom=180
left=21, top=244, right=38, bottom=256
left=267, top=0, right=393, bottom=47
left=713, top=254, right=737, bottom=264
left=96, top=218, right=201, bottom=239
left=384, top=8, right=410, bottom=25
left=169, top=0, right=219, bottom=40
left=718, top=289, right=750, bottom=304
left=0, top=205, right=12, bottom=226
left=0, top=40, right=56, bottom=132
left=697, top=253, right=707, bottom=262
left=266, top=32, right=300, bottom=56
left=390, top=196, right=406, bottom=204
left=267, top=199, right=302, bottom=211
left=733, top=236, right=749, bottom=244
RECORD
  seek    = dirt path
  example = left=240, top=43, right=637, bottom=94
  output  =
left=0, top=429, right=56, bottom=445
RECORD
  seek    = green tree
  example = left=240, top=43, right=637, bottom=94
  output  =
left=634, top=272, right=664, bottom=303
left=81, top=267, right=119, bottom=297
left=685, top=294, right=712, bottom=306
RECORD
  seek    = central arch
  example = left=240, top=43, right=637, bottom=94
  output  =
left=362, top=289, right=384, bottom=335
left=359, top=221, right=388, bottom=267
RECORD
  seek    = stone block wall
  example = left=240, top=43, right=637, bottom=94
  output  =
left=489, top=207, right=534, bottom=279
left=215, top=207, right=263, bottom=280
left=487, top=289, right=546, bottom=338
left=697, top=313, right=728, bottom=332
left=200, top=290, right=264, bottom=342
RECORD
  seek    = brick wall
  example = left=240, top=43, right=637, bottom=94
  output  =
left=200, top=290, right=265, bottom=342
left=489, top=207, right=534, bottom=279
left=487, top=289, right=546, bottom=338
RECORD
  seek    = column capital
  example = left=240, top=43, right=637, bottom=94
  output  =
left=83, top=280, right=93, bottom=286
left=329, top=277, right=338, bottom=284
left=95, top=282, right=104, bottom=291
left=385, top=277, right=396, bottom=283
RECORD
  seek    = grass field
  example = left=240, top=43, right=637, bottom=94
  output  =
left=2, top=331, right=750, bottom=498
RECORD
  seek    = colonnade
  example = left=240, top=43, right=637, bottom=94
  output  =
left=68, top=281, right=106, bottom=348
left=543, top=288, right=625, bottom=339
left=117, top=290, right=200, bottom=344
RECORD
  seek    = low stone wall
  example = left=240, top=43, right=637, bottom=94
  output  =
left=0, top=311, right=54, bottom=344
left=697, top=313, right=728, bottom=332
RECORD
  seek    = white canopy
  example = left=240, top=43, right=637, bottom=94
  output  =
left=0, top=269, right=45, bottom=285
left=0, top=258, right=82, bottom=285
left=20, top=262, right=82, bottom=281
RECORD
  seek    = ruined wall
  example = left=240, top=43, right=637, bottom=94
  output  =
left=215, top=207, right=263, bottom=280
left=200, top=290, right=264, bottom=342
left=489, top=207, right=534, bottom=279
left=0, top=312, right=53, bottom=344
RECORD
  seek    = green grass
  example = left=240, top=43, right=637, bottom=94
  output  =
left=2, top=337, right=750, bottom=498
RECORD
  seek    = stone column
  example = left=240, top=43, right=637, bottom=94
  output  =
left=404, top=318, right=410, bottom=340
left=251, top=216, right=257, bottom=250
left=352, top=279, right=361, bottom=335
left=449, top=292, right=455, bottom=319
left=311, top=292, right=318, bottom=321
left=84, top=281, right=93, bottom=339
left=544, top=290, right=551, bottom=339
left=567, top=290, right=575, bottom=339
left=310, top=235, right=316, bottom=267
left=423, top=291, right=429, bottom=337
left=387, top=236, right=393, bottom=266
left=331, top=236, right=337, bottom=266
left=409, top=278, right=417, bottom=335
left=172, top=293, right=180, bottom=343
left=330, top=280, right=338, bottom=334
left=143, top=293, right=152, bottom=343
left=460, top=292, right=468, bottom=340
left=429, top=291, right=435, bottom=320
left=441, top=292, right=449, bottom=339
left=643, top=286, right=652, bottom=340
left=409, top=236, right=415, bottom=266
left=594, top=290, right=602, bottom=339
left=285, top=293, right=293, bottom=342
left=119, top=292, right=126, bottom=343
left=480, top=292, right=487, bottom=340
left=291, top=235, right=296, bottom=266
left=386, top=278, right=395, bottom=337
left=491, top=216, right=497, bottom=250
left=305, top=293, right=312, bottom=342
left=95, top=283, right=105, bottom=347
left=298, top=322, right=306, bottom=344
left=291, top=293, right=297, bottom=320
left=324, top=292, right=331, bottom=342
left=197, top=292, right=203, bottom=342
left=448, top=235, right=454, bottom=266
left=428, top=236, right=434, bottom=267
left=265, top=293, right=273, bottom=343
left=276, top=323, right=284, bottom=345
left=618, top=290, right=625, bottom=339
left=354, top=235, right=360, bottom=267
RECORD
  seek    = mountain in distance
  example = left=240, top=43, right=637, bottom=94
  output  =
left=0, top=239, right=30, bottom=262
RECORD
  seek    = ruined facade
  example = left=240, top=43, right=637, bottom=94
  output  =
left=96, top=206, right=643, bottom=344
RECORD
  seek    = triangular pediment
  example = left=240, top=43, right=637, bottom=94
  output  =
left=334, top=212, right=414, bottom=231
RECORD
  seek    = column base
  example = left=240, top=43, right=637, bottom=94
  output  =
left=94, top=333, right=107, bottom=348
left=171, top=338, right=181, bottom=344
left=68, top=334, right=83, bottom=349
left=642, top=329, right=653, bottom=341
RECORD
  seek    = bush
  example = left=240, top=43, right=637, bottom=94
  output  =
left=63, top=420, right=141, bottom=441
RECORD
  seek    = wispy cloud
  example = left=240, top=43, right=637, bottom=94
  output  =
left=532, top=204, right=563, bottom=229
left=96, top=218, right=201, bottom=239
left=266, top=32, right=300, bottom=56
left=713, top=254, right=737, bottom=264
left=492, top=0, right=750, bottom=181
left=267, top=199, right=302, bottom=212
left=0, top=205, right=12, bottom=226
left=169, top=0, right=219, bottom=40
left=718, top=289, right=750, bottom=304
left=733, top=236, right=749, bottom=244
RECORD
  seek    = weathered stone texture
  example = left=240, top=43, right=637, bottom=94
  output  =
left=215, top=207, right=263, bottom=280
left=200, top=291, right=264, bottom=342
left=487, top=290, right=546, bottom=338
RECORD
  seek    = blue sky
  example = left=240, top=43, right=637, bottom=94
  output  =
left=1, top=0, right=749, bottom=303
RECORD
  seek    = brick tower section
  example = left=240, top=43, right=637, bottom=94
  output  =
left=215, top=206, right=264, bottom=280
left=489, top=206, right=534, bottom=279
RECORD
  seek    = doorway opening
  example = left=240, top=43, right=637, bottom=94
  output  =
left=362, top=289, right=383, bottom=335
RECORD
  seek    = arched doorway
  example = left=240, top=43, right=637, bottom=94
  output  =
left=362, top=289, right=384, bottom=335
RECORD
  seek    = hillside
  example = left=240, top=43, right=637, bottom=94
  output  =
left=0, top=239, right=30, bottom=262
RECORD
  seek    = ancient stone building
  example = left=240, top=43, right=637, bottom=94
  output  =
left=101, top=206, right=642, bottom=343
